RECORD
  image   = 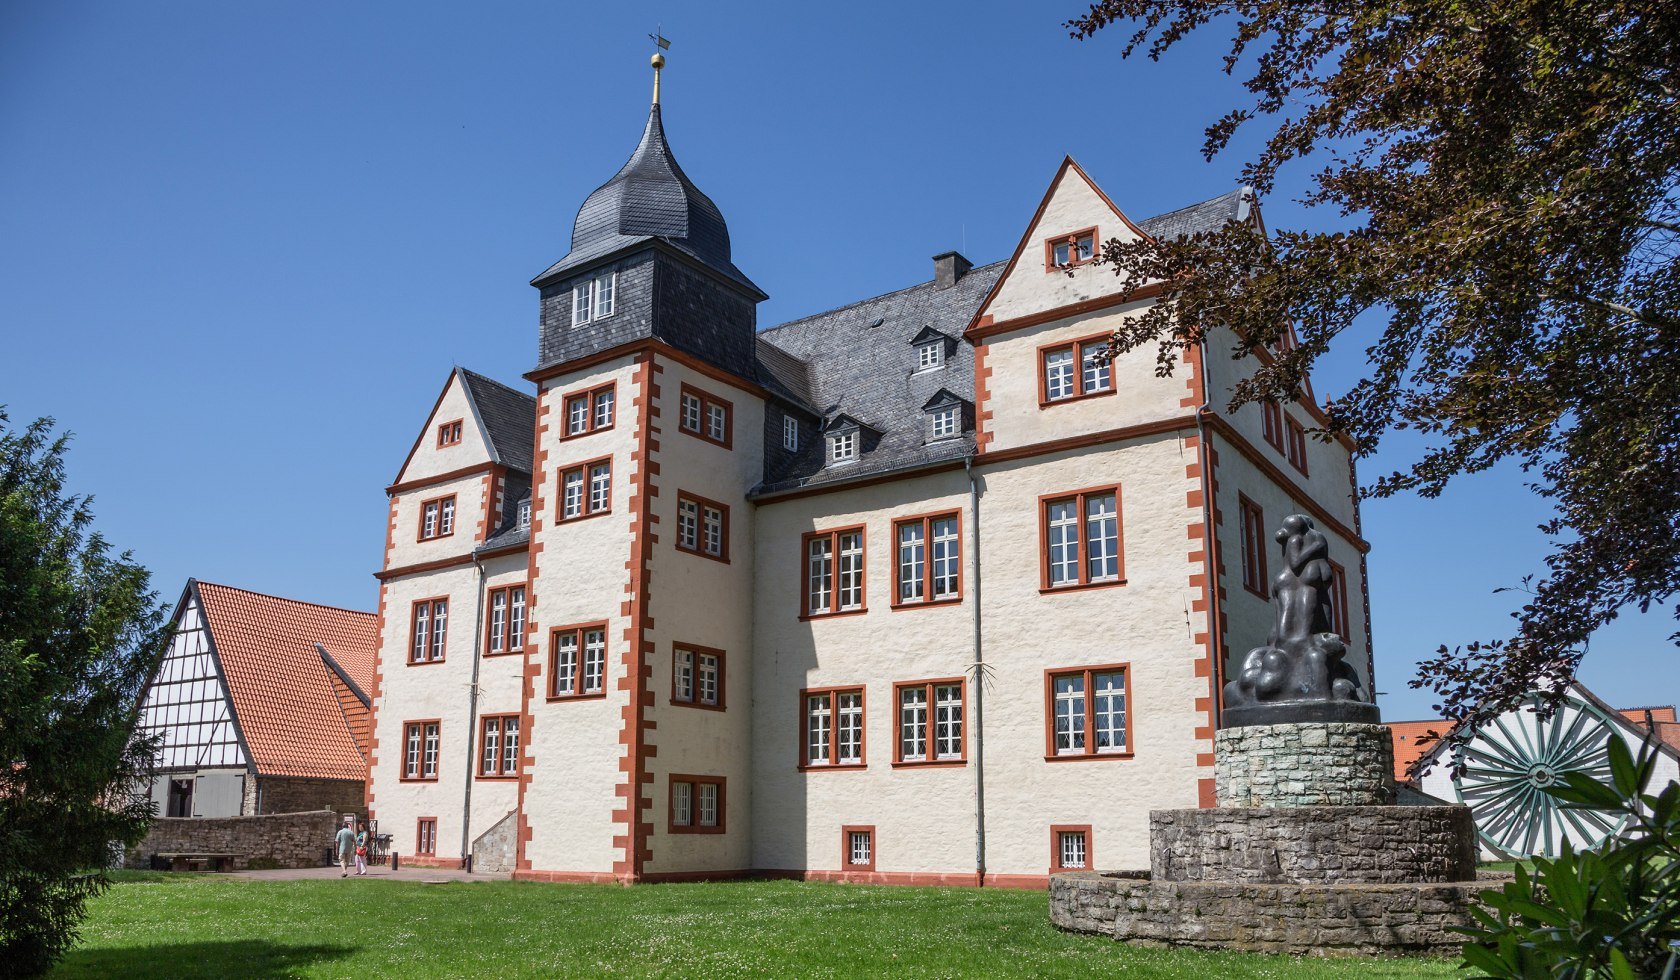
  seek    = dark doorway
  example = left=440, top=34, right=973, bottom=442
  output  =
left=167, top=777, right=194, bottom=817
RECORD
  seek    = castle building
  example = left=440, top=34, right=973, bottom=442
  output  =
left=365, top=62, right=1374, bottom=884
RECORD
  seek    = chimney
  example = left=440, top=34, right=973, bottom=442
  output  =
left=932, top=251, right=972, bottom=290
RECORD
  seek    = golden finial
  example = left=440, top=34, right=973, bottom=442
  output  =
left=648, top=30, right=670, bottom=105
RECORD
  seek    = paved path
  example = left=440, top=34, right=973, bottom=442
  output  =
left=229, top=865, right=509, bottom=883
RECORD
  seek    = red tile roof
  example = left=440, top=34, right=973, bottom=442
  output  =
left=195, top=581, right=378, bottom=782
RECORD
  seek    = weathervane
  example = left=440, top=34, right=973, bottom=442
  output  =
left=649, top=28, right=670, bottom=105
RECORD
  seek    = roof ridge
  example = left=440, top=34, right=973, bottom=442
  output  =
left=760, top=259, right=1008, bottom=335
left=195, top=580, right=375, bottom=620
left=1140, top=186, right=1248, bottom=224
left=458, top=366, right=536, bottom=403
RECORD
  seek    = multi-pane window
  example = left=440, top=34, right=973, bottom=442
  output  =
left=558, top=458, right=612, bottom=521
left=419, top=495, right=456, bottom=541
left=1284, top=415, right=1310, bottom=475
left=437, top=419, right=463, bottom=447
left=410, top=598, right=448, bottom=664
left=929, top=405, right=960, bottom=440
left=563, top=383, right=616, bottom=438
left=669, top=775, right=724, bottom=833
left=478, top=715, right=520, bottom=777
left=671, top=646, right=724, bottom=709
left=572, top=272, right=616, bottom=326
left=675, top=492, right=728, bottom=561
left=678, top=385, right=732, bottom=449
left=1054, top=827, right=1091, bottom=871
left=1040, top=336, right=1113, bottom=403
left=517, top=498, right=532, bottom=531
left=894, top=512, right=961, bottom=606
left=1046, top=227, right=1097, bottom=268
left=803, top=687, right=864, bottom=768
left=895, top=680, right=965, bottom=765
left=1328, top=560, right=1350, bottom=641
left=550, top=624, right=607, bottom=699
left=1043, top=487, right=1122, bottom=589
left=805, top=527, right=865, bottom=616
left=1261, top=401, right=1284, bottom=452
left=1239, top=495, right=1268, bottom=599
left=1047, top=666, right=1130, bottom=758
left=916, top=340, right=944, bottom=371
left=485, top=585, right=526, bottom=655
left=844, top=826, right=875, bottom=870
left=827, top=427, right=858, bottom=464
left=782, top=415, right=799, bottom=452
left=403, top=721, right=441, bottom=779
left=416, top=817, right=437, bottom=855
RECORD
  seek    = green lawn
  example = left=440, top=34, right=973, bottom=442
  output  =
left=54, top=873, right=1460, bottom=978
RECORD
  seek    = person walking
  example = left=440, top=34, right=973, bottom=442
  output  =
left=353, top=821, right=369, bottom=876
left=335, top=818, right=356, bottom=877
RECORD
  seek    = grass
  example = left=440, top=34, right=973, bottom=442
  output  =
left=53, top=874, right=1463, bottom=978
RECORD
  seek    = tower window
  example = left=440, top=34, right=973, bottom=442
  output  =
left=1045, top=227, right=1098, bottom=270
left=437, top=419, right=463, bottom=447
left=517, top=498, right=531, bottom=531
left=677, top=384, right=732, bottom=450
left=571, top=272, right=617, bottom=326
left=915, top=341, right=944, bottom=371
left=782, top=415, right=799, bottom=452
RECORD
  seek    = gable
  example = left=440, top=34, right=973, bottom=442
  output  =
left=392, top=369, right=497, bottom=486
left=970, top=158, right=1150, bottom=331
left=135, top=588, right=247, bottom=771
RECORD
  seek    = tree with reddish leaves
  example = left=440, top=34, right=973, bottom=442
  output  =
left=1066, top=2, right=1679, bottom=763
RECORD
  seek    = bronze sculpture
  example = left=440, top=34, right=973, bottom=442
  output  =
left=1221, top=514, right=1380, bottom=727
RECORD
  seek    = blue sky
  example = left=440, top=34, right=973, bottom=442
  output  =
left=3, top=1, right=1671, bottom=721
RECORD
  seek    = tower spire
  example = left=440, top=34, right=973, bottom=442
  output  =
left=648, top=29, right=671, bottom=106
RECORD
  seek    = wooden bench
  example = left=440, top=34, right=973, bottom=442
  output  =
left=151, top=852, right=240, bottom=872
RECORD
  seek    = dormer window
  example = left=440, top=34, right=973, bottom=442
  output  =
left=517, top=499, right=531, bottom=532
left=1045, top=227, right=1098, bottom=270
left=782, top=415, right=799, bottom=452
left=571, top=272, right=617, bottom=326
left=915, top=341, right=944, bottom=372
left=828, top=427, right=858, bottom=465
left=929, top=406, right=960, bottom=441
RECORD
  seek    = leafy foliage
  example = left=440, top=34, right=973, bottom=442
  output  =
left=1066, top=1, right=1680, bottom=759
left=0, top=410, right=167, bottom=976
left=1457, top=737, right=1679, bottom=977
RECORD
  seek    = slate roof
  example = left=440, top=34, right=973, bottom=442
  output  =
left=532, top=105, right=763, bottom=298
left=194, top=581, right=378, bottom=782
left=459, top=368, right=537, bottom=475
left=477, top=476, right=532, bottom=554
left=1136, top=187, right=1252, bottom=241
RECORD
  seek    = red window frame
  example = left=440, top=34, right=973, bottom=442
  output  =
left=401, top=719, right=442, bottom=781
left=667, top=774, right=726, bottom=834
left=799, top=686, right=867, bottom=771
left=476, top=713, right=520, bottom=779
left=1284, top=414, right=1309, bottom=475
left=677, top=383, right=733, bottom=450
left=1037, top=333, right=1115, bottom=406
left=1038, top=485, right=1126, bottom=593
left=483, top=584, right=526, bottom=657
left=670, top=644, right=726, bottom=711
left=674, top=491, right=731, bottom=563
left=416, top=817, right=437, bottom=855
left=1050, top=824, right=1094, bottom=872
left=547, top=622, right=609, bottom=701
left=801, top=525, right=868, bottom=619
left=1043, top=225, right=1098, bottom=271
left=891, top=677, right=967, bottom=768
left=890, top=510, right=963, bottom=609
left=417, top=494, right=457, bottom=542
left=555, top=455, right=613, bottom=523
left=842, top=825, right=876, bottom=872
left=560, top=382, right=616, bottom=441
left=1043, top=663, right=1134, bottom=762
left=436, top=419, right=463, bottom=448
left=1238, top=494, right=1269, bottom=600
left=1328, top=559, right=1350, bottom=641
left=1260, top=401, right=1284, bottom=452
left=408, top=597, right=449, bottom=665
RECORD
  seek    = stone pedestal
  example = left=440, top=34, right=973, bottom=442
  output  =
left=1214, top=722, right=1395, bottom=807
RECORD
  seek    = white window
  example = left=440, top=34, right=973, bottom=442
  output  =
left=509, top=587, right=525, bottom=651
left=554, top=633, right=578, bottom=695
left=897, top=681, right=963, bottom=763
left=562, top=469, right=585, bottom=519
left=702, top=504, right=724, bottom=557
left=806, top=692, right=831, bottom=765
left=567, top=396, right=589, bottom=435
left=439, top=498, right=455, bottom=536
left=848, top=829, right=873, bottom=866
left=1054, top=674, right=1086, bottom=755
left=828, top=428, right=858, bottom=464
left=806, top=688, right=863, bottom=766
left=1051, top=231, right=1095, bottom=266
left=915, top=341, right=943, bottom=371
left=1059, top=830, right=1088, bottom=870
left=672, top=780, right=692, bottom=827
left=1047, top=499, right=1081, bottom=588
left=1082, top=344, right=1113, bottom=393
left=697, top=652, right=720, bottom=706
left=411, top=603, right=430, bottom=663
left=681, top=392, right=702, bottom=433
left=517, top=499, right=531, bottom=531
left=1044, top=339, right=1112, bottom=402
left=1092, top=670, right=1127, bottom=753
left=422, top=722, right=439, bottom=778
left=678, top=498, right=699, bottom=551
left=1085, top=493, right=1120, bottom=582
left=593, top=272, right=615, bottom=319
left=582, top=628, right=605, bottom=694
left=588, top=461, right=612, bottom=513
left=697, top=782, right=719, bottom=828
left=935, top=683, right=963, bottom=760
left=572, top=273, right=615, bottom=325
left=430, top=601, right=447, bottom=659
left=837, top=531, right=864, bottom=611
left=782, top=415, right=799, bottom=452
left=1045, top=489, right=1120, bottom=588
left=930, top=405, right=959, bottom=440
left=552, top=626, right=606, bottom=697
left=836, top=691, right=863, bottom=764
left=1043, top=347, right=1075, bottom=401
left=1050, top=666, right=1128, bottom=757
left=897, top=521, right=924, bottom=603
left=706, top=403, right=728, bottom=443
left=674, top=648, right=694, bottom=702
left=806, top=536, right=833, bottom=615
left=898, top=685, right=928, bottom=762
left=500, top=717, right=520, bottom=775
left=593, top=387, right=615, bottom=429
left=404, top=723, right=422, bottom=778
left=572, top=279, right=593, bottom=326
left=489, top=591, right=507, bottom=654
left=931, top=517, right=960, bottom=600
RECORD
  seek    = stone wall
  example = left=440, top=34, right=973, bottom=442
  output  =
left=472, top=810, right=518, bottom=873
left=1215, top=722, right=1395, bottom=807
left=126, top=809, right=345, bottom=870
left=1050, top=871, right=1485, bottom=956
left=257, top=777, right=366, bottom=817
left=1150, top=806, right=1478, bottom=884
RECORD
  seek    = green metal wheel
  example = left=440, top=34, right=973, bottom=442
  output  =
left=1453, top=692, right=1628, bottom=859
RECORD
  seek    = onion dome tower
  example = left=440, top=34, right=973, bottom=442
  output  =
left=531, top=51, right=765, bottom=381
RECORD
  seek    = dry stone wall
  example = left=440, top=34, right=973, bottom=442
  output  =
left=1149, top=806, right=1478, bottom=884
left=126, top=809, right=344, bottom=870
left=1214, top=722, right=1396, bottom=807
